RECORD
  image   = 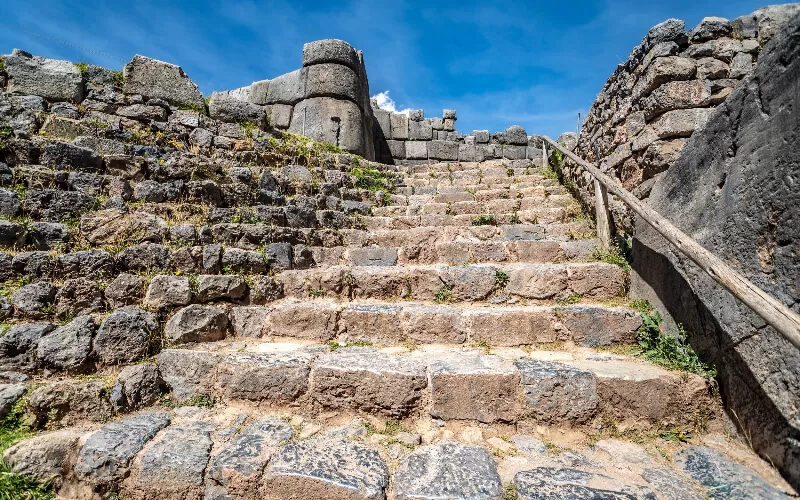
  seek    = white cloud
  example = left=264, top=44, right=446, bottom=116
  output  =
left=372, top=90, right=411, bottom=115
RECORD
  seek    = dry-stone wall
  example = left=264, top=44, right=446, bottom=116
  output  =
left=566, top=4, right=800, bottom=231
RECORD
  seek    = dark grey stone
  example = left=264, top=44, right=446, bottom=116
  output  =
left=0, top=323, right=55, bottom=371
left=303, top=39, right=361, bottom=72
left=12, top=251, right=55, bottom=279
left=28, top=222, right=69, bottom=250
left=164, top=304, right=229, bottom=344
left=641, top=467, right=705, bottom=500
left=24, top=189, right=97, bottom=222
left=123, top=55, right=205, bottom=108
left=515, top=359, right=598, bottom=423
left=247, top=275, right=284, bottom=304
left=195, top=274, right=248, bottom=302
left=515, top=467, right=656, bottom=499
left=75, top=411, right=170, bottom=484
left=104, top=272, right=145, bottom=308
left=222, top=247, right=266, bottom=274
left=11, top=281, right=56, bottom=319
left=0, top=188, right=21, bottom=217
left=110, top=363, right=164, bottom=412
left=348, top=247, right=397, bottom=266
left=0, top=383, right=26, bottom=419
left=689, top=16, right=733, bottom=43
left=264, top=242, right=292, bottom=271
left=35, top=315, right=96, bottom=372
left=40, top=141, right=104, bottom=172
left=645, top=18, right=687, bottom=49
left=117, top=242, right=171, bottom=272
left=0, top=220, right=26, bottom=248
left=94, top=307, right=158, bottom=364
left=54, top=277, right=104, bottom=318
left=393, top=443, right=502, bottom=500
left=56, top=250, right=115, bottom=278
left=4, top=49, right=83, bottom=102
left=263, top=437, right=388, bottom=499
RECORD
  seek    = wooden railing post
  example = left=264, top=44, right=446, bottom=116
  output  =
left=594, top=178, right=613, bottom=251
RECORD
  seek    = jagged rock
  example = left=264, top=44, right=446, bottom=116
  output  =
left=4, top=49, right=84, bottom=102
left=645, top=18, right=687, bottom=49
left=516, top=359, right=599, bottom=423
left=40, top=141, right=104, bottom=172
left=94, top=307, right=158, bottom=364
left=80, top=209, right=168, bottom=245
left=105, top=154, right=148, bottom=180
left=0, top=383, right=25, bottom=418
left=110, top=363, right=163, bottom=412
left=35, top=315, right=96, bottom=372
left=689, top=16, right=733, bottom=42
left=0, top=220, right=26, bottom=247
left=2, top=429, right=83, bottom=489
left=123, top=55, right=205, bottom=108
left=117, top=242, right=172, bottom=272
left=54, top=277, right=104, bottom=318
left=56, top=249, right=115, bottom=278
left=28, top=380, right=112, bottom=428
left=207, top=418, right=294, bottom=498
left=189, top=127, right=214, bottom=148
left=75, top=411, right=170, bottom=484
left=0, top=188, right=21, bottom=217
left=12, top=251, right=55, bottom=279
left=515, top=467, right=657, bottom=499
left=11, top=281, right=56, bottom=319
left=195, top=274, right=248, bottom=302
left=164, top=304, right=229, bottom=344
left=311, top=347, right=427, bottom=417
left=248, top=275, right=284, bottom=304
left=24, top=189, right=97, bottom=221
left=28, top=222, right=69, bottom=250
left=393, top=443, right=502, bottom=500
left=262, top=436, right=389, bottom=499
left=104, top=272, right=146, bottom=308
left=0, top=322, right=56, bottom=370
left=144, top=275, right=191, bottom=309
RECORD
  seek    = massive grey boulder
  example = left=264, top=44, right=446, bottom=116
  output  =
left=303, top=39, right=361, bottom=72
left=122, top=55, right=205, bottom=108
left=94, top=307, right=158, bottom=364
left=35, top=315, right=96, bottom=372
left=288, top=97, right=364, bottom=155
left=225, top=79, right=270, bottom=105
left=2, top=428, right=83, bottom=489
left=4, top=49, right=84, bottom=102
left=633, top=11, right=800, bottom=488
left=304, top=63, right=363, bottom=107
left=208, top=92, right=267, bottom=124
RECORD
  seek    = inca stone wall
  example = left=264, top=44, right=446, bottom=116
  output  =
left=566, top=4, right=800, bottom=231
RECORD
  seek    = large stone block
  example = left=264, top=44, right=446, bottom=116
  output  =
left=226, top=79, right=270, bottom=105
left=429, top=354, right=519, bottom=423
left=156, top=349, right=221, bottom=399
left=208, top=93, right=267, bottom=125
left=302, top=39, right=361, bottom=72
left=643, top=80, right=712, bottom=120
left=268, top=103, right=293, bottom=129
left=634, top=56, right=697, bottom=98
left=123, top=55, right=204, bottom=108
left=266, top=69, right=307, bottom=105
left=505, top=125, right=528, bottom=145
left=689, top=16, right=733, bottom=42
left=391, top=112, right=409, bottom=139
left=409, top=119, right=433, bottom=140
left=427, top=140, right=459, bottom=160
left=386, top=140, right=405, bottom=158
left=515, top=467, right=656, bottom=499
left=215, top=352, right=311, bottom=403
left=4, top=49, right=84, bottom=102
left=288, top=97, right=364, bottom=155
left=304, top=63, right=363, bottom=107
left=631, top=108, right=714, bottom=152
left=311, top=348, right=427, bottom=417
left=401, top=305, right=466, bottom=343
left=338, top=304, right=404, bottom=343
left=503, top=144, right=527, bottom=160
left=458, top=144, right=484, bottom=162
left=516, top=359, right=599, bottom=423
left=466, top=308, right=558, bottom=345
left=405, top=141, right=428, bottom=160
left=266, top=302, right=339, bottom=340
left=504, top=264, right=568, bottom=299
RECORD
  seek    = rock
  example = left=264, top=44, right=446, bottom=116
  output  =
left=305, top=63, right=363, bottom=105
left=348, top=247, right=397, bottom=266
left=2, top=429, right=83, bottom=488
left=641, top=467, right=705, bottom=500
left=288, top=97, right=364, bottom=156
left=144, top=275, right=191, bottom=309
left=429, top=354, right=519, bottom=423
left=0, top=322, right=56, bottom=370
left=164, top=304, right=230, bottom=344
left=123, top=55, right=205, bottom=108
left=28, top=380, right=112, bottom=428
left=116, top=104, right=168, bottom=121
left=207, top=418, right=294, bottom=498
left=689, top=16, right=733, bottom=42
left=393, top=443, right=502, bottom=500
left=248, top=275, right=284, bottom=304
left=126, top=422, right=213, bottom=499
left=80, top=209, right=168, bottom=245
left=427, top=140, right=459, bottom=161
left=0, top=220, right=26, bottom=247
left=117, top=242, right=172, bottom=272
left=208, top=92, right=266, bottom=124
left=24, top=189, right=97, bottom=221
left=675, top=446, right=787, bottom=499
left=303, top=39, right=361, bottom=72
left=157, top=349, right=221, bottom=399
left=0, top=188, right=21, bottom=217
left=262, top=436, right=389, bottom=499
left=35, top=315, right=96, bottom=372
left=408, top=119, right=432, bottom=140
left=311, top=348, right=427, bottom=417
left=56, top=250, right=115, bottom=278
left=94, top=307, right=158, bottom=364
left=645, top=19, right=687, bottom=49
left=104, top=272, right=146, bottom=308
left=512, top=435, right=547, bottom=455
left=196, top=274, right=248, bottom=302
left=505, top=125, right=528, bottom=145
left=54, top=277, right=104, bottom=318
left=230, top=306, right=270, bottom=337
left=516, top=359, right=599, bottom=423
left=636, top=56, right=696, bottom=98
left=631, top=108, right=714, bottom=152
left=110, top=363, right=163, bottom=412
left=11, top=281, right=57, bottom=319
left=730, top=52, right=754, bottom=79
left=28, top=222, right=69, bottom=250
left=4, top=49, right=84, bottom=102
left=642, top=80, right=711, bottom=120
left=215, top=351, right=311, bottom=403
left=75, top=411, right=170, bottom=484
left=0, top=383, right=25, bottom=419
left=515, top=467, right=656, bottom=499
left=223, top=247, right=267, bottom=274
left=40, top=141, right=104, bottom=172
left=695, top=57, right=730, bottom=80
left=189, top=127, right=214, bottom=148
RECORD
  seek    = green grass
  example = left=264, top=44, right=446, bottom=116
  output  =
left=0, top=57, right=4, bottom=72
left=471, top=214, right=497, bottom=226
left=558, top=292, right=582, bottom=305
left=0, top=126, right=13, bottom=152
left=349, top=167, right=394, bottom=193
left=0, top=400, right=54, bottom=499
left=434, top=285, right=453, bottom=304
left=495, top=270, right=509, bottom=289
left=307, top=288, right=326, bottom=298
left=541, top=164, right=559, bottom=180
left=325, top=340, right=373, bottom=351
left=73, top=62, right=89, bottom=75
left=177, top=103, right=207, bottom=115
left=0, top=277, right=29, bottom=299
left=111, top=70, right=124, bottom=91
left=591, top=246, right=631, bottom=272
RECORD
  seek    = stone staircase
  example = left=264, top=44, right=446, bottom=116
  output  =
left=0, top=84, right=795, bottom=499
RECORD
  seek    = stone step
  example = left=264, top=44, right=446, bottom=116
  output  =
left=372, top=196, right=575, bottom=217
left=361, top=209, right=592, bottom=230
left=277, top=262, right=626, bottom=302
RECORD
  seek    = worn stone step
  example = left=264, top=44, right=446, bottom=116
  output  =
left=277, top=262, right=626, bottom=302
left=372, top=196, right=575, bottom=217
left=361, top=209, right=589, bottom=230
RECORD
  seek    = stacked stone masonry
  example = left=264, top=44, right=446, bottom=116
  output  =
left=0, top=34, right=796, bottom=499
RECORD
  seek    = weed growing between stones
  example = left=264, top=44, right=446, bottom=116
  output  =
left=73, top=62, right=89, bottom=76
left=0, top=276, right=30, bottom=299
left=591, top=246, right=631, bottom=272
left=541, top=164, right=559, bottom=180
left=307, top=288, right=326, bottom=298
left=0, top=126, right=13, bottom=152
left=495, top=269, right=509, bottom=289
left=434, top=285, right=453, bottom=304
left=469, top=339, right=494, bottom=355
left=325, top=340, right=372, bottom=351
left=471, top=214, right=496, bottom=226
left=558, top=293, right=582, bottom=305
left=159, top=393, right=218, bottom=409
left=501, top=483, right=518, bottom=500
left=0, top=400, right=54, bottom=500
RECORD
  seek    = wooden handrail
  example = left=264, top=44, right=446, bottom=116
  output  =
left=544, top=136, right=800, bottom=350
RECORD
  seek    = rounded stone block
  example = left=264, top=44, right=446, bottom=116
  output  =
left=303, top=39, right=361, bottom=73
left=288, top=97, right=365, bottom=156
left=304, top=63, right=363, bottom=107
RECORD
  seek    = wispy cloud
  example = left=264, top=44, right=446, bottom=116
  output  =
left=372, top=90, right=411, bottom=115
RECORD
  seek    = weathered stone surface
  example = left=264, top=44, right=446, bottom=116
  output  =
left=641, top=467, right=705, bottom=500
left=391, top=112, right=409, bottom=140
left=126, top=422, right=213, bottom=499
left=53, top=277, right=104, bottom=319
left=116, top=104, right=168, bottom=121
left=303, top=39, right=361, bottom=72
left=311, top=348, right=426, bottom=417
left=28, top=380, right=111, bottom=428
left=215, top=351, right=311, bottom=403
left=634, top=14, right=800, bottom=485
left=348, top=247, right=398, bottom=266
left=262, top=436, right=389, bottom=499
left=305, top=63, right=363, bottom=105
left=80, top=209, right=168, bottom=245
left=104, top=272, right=146, bottom=308
left=393, top=443, right=502, bottom=500
left=110, top=363, right=163, bottom=411
left=123, top=55, right=205, bottom=108
left=209, top=92, right=267, bottom=125
left=675, top=446, right=786, bottom=499
left=28, top=221, right=69, bottom=250
left=409, top=119, right=433, bottom=140
left=515, top=467, right=656, bottom=499
left=11, top=281, right=56, bottom=319
left=208, top=417, right=294, bottom=498
left=75, top=411, right=170, bottom=484
left=94, top=307, right=158, bottom=365
left=636, top=56, right=697, bottom=98
left=696, top=57, right=730, bottom=80
left=289, top=97, right=364, bottom=155
left=427, top=140, right=459, bottom=160
left=2, top=429, right=82, bottom=488
left=632, top=108, right=714, bottom=152
left=429, top=354, right=519, bottom=423
left=689, top=16, right=733, bottom=42
left=144, top=275, right=191, bottom=309
left=164, top=304, right=230, bottom=344
left=643, top=80, right=711, bottom=120
left=157, top=349, right=221, bottom=399
left=0, top=220, right=26, bottom=247
left=0, top=383, right=25, bottom=419
left=0, top=322, right=55, bottom=371
left=555, top=305, right=642, bottom=346
left=516, top=359, right=598, bottom=423
left=36, top=315, right=96, bottom=372
left=4, top=49, right=84, bottom=102
left=195, top=274, right=248, bottom=302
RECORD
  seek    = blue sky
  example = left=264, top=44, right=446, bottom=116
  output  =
left=0, top=0, right=768, bottom=137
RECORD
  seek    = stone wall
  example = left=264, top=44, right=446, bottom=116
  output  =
left=631, top=10, right=800, bottom=487
left=566, top=4, right=800, bottom=231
